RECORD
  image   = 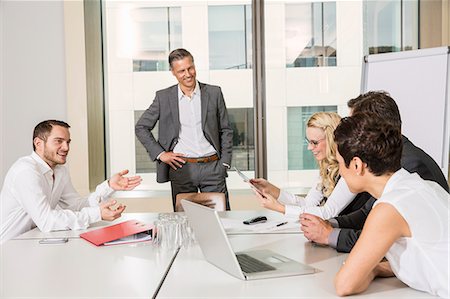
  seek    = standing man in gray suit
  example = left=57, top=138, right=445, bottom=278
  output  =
left=135, top=48, right=233, bottom=210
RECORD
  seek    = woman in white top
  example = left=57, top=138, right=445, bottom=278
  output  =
left=329, top=113, right=449, bottom=297
left=251, top=112, right=357, bottom=219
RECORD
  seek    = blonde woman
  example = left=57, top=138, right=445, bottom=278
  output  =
left=251, top=112, right=357, bottom=219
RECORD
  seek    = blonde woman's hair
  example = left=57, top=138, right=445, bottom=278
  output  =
left=307, top=112, right=341, bottom=198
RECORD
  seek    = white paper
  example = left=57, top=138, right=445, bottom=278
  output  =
left=220, top=218, right=301, bottom=234
left=104, top=232, right=152, bottom=245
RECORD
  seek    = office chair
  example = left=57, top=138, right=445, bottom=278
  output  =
left=175, top=192, right=226, bottom=212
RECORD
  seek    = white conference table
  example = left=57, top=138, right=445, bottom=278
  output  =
left=157, top=233, right=434, bottom=298
left=0, top=238, right=177, bottom=298
left=1, top=210, right=299, bottom=298
left=14, top=210, right=299, bottom=240
left=2, top=211, right=434, bottom=298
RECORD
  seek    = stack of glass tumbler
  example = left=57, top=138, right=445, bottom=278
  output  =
left=153, top=213, right=195, bottom=249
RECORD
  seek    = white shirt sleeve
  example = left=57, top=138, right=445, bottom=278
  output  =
left=279, top=178, right=356, bottom=219
left=59, top=178, right=114, bottom=209
left=12, top=168, right=112, bottom=233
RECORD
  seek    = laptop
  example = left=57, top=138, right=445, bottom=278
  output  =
left=181, top=199, right=317, bottom=280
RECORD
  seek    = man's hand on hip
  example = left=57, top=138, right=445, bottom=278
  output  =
left=300, top=213, right=333, bottom=245
left=100, top=200, right=126, bottom=221
left=160, top=152, right=186, bottom=170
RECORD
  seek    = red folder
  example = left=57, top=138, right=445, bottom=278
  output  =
left=80, top=220, right=154, bottom=246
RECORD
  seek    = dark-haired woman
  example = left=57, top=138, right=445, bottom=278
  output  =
left=333, top=114, right=449, bottom=297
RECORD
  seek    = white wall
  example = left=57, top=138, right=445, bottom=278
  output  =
left=0, top=1, right=67, bottom=187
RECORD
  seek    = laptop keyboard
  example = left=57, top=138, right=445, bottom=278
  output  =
left=236, top=253, right=276, bottom=273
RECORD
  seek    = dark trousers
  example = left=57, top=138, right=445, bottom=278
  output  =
left=169, top=160, right=230, bottom=211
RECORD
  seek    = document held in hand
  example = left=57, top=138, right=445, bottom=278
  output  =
left=80, top=220, right=154, bottom=246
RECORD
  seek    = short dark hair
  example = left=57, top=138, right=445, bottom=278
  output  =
left=347, top=91, right=402, bottom=129
left=334, top=113, right=402, bottom=176
left=168, top=48, right=194, bottom=68
left=33, top=120, right=70, bottom=150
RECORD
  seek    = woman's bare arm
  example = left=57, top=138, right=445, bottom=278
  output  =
left=334, top=203, right=410, bottom=296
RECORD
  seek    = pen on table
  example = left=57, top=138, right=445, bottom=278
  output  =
left=276, top=221, right=288, bottom=227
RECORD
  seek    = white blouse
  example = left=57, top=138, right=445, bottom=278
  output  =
left=373, top=169, right=449, bottom=298
left=278, top=176, right=356, bottom=219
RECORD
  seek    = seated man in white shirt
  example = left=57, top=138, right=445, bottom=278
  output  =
left=0, top=120, right=142, bottom=243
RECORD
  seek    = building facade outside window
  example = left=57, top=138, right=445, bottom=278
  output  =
left=285, top=2, right=337, bottom=68
left=102, top=0, right=422, bottom=192
left=208, top=5, right=252, bottom=70
left=363, top=0, right=419, bottom=55
left=228, top=108, right=255, bottom=171
left=132, top=7, right=182, bottom=72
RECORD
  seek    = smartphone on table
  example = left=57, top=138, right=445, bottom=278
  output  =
left=39, top=238, right=69, bottom=244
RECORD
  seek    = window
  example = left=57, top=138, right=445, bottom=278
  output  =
left=134, top=110, right=157, bottom=173
left=132, top=7, right=182, bottom=72
left=285, top=2, right=337, bottom=68
left=228, top=108, right=254, bottom=171
left=364, top=0, right=419, bottom=55
left=208, top=5, right=252, bottom=70
left=102, top=1, right=425, bottom=193
left=287, top=106, right=337, bottom=170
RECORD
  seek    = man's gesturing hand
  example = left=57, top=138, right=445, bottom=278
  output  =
left=100, top=200, right=126, bottom=221
left=109, top=169, right=142, bottom=191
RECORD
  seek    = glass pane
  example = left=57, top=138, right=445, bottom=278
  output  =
left=132, top=7, right=182, bottom=72
left=208, top=5, right=249, bottom=70
left=134, top=111, right=157, bottom=173
left=403, top=0, right=419, bottom=51
left=228, top=108, right=255, bottom=171
left=286, top=2, right=337, bottom=68
left=285, top=3, right=313, bottom=67
left=323, top=2, right=337, bottom=66
left=169, top=8, right=182, bottom=50
left=103, top=0, right=421, bottom=194
left=265, top=0, right=358, bottom=192
left=364, top=0, right=401, bottom=55
left=104, top=1, right=254, bottom=191
left=245, top=4, right=253, bottom=69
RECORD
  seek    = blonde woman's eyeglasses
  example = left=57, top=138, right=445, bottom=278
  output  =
left=305, top=138, right=325, bottom=147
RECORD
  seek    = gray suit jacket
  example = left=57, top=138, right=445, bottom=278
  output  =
left=135, top=82, right=233, bottom=183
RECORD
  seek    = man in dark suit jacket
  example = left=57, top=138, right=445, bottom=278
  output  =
left=135, top=49, right=233, bottom=209
left=301, top=91, right=449, bottom=252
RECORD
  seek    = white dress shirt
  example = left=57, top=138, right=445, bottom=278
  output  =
left=0, top=152, right=114, bottom=243
left=373, top=169, right=449, bottom=298
left=172, top=82, right=216, bottom=158
left=278, top=177, right=356, bottom=219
